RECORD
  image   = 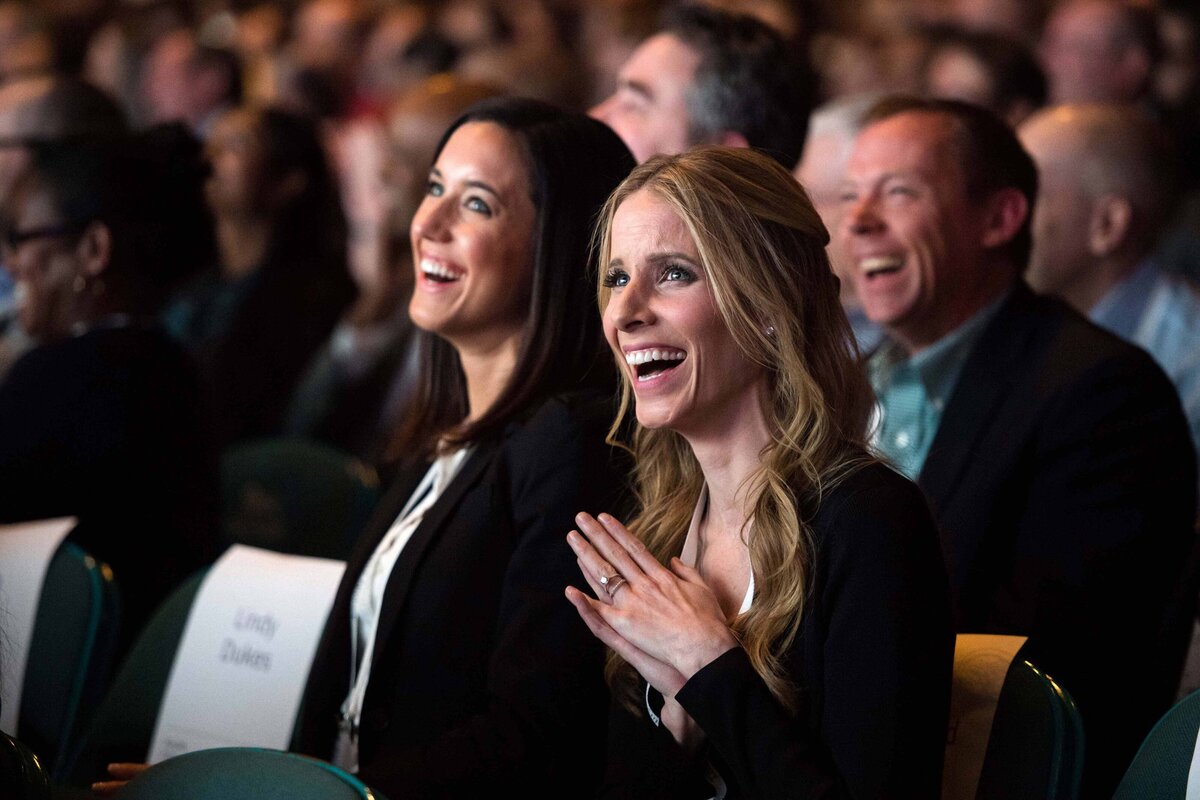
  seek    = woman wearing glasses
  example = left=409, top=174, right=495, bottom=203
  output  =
left=0, top=127, right=220, bottom=658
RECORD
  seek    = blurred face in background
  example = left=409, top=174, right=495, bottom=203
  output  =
left=204, top=109, right=265, bottom=217
left=2, top=177, right=85, bottom=339
left=590, top=33, right=700, bottom=163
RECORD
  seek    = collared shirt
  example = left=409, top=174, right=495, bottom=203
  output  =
left=334, top=446, right=472, bottom=772
left=1091, top=259, right=1200, bottom=456
left=868, top=294, right=1008, bottom=480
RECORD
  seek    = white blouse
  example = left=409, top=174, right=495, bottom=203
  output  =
left=334, top=446, right=472, bottom=772
left=649, top=485, right=754, bottom=800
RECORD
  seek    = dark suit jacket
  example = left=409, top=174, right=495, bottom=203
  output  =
left=602, top=462, right=954, bottom=799
left=915, top=283, right=1199, bottom=795
left=294, top=389, right=628, bottom=798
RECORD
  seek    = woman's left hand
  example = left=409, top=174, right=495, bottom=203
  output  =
left=565, top=512, right=739, bottom=683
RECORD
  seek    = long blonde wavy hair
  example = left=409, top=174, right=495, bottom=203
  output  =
left=596, top=146, right=876, bottom=713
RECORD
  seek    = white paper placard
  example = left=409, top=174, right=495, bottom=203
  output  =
left=942, top=634, right=1028, bottom=800
left=148, top=544, right=345, bottom=763
left=1187, top=715, right=1200, bottom=798
left=0, top=517, right=76, bottom=734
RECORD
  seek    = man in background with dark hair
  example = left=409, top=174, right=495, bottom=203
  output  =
left=840, top=96, right=1196, bottom=796
left=589, top=3, right=813, bottom=167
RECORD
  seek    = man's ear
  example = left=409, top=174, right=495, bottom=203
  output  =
left=714, top=130, right=750, bottom=149
left=76, top=221, right=112, bottom=277
left=980, top=187, right=1029, bottom=250
left=1087, top=193, right=1133, bottom=257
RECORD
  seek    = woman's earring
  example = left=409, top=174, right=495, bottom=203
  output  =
left=764, top=324, right=776, bottom=337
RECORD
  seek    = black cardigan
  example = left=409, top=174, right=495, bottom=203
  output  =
left=601, top=462, right=954, bottom=799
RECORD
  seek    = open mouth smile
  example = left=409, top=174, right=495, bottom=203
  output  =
left=859, top=255, right=904, bottom=280
left=625, top=347, right=687, bottom=382
left=420, top=258, right=465, bottom=284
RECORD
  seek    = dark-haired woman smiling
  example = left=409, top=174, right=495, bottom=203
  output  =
left=293, top=99, right=636, bottom=797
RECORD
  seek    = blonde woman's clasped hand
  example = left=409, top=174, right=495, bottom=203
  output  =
left=565, top=511, right=739, bottom=693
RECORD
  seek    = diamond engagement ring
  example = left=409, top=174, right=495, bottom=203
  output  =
left=602, top=574, right=628, bottom=598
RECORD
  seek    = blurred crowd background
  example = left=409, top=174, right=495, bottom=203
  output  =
left=0, top=0, right=1198, bottom=466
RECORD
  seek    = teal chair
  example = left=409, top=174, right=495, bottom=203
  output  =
left=17, top=542, right=119, bottom=781
left=945, top=634, right=1084, bottom=800
left=0, top=731, right=51, bottom=800
left=1113, top=688, right=1200, bottom=798
left=975, top=659, right=1084, bottom=799
left=222, top=438, right=379, bottom=560
left=118, top=747, right=387, bottom=800
left=61, top=571, right=205, bottom=787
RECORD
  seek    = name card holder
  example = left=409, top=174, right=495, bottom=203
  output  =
left=148, top=545, right=345, bottom=762
left=0, top=518, right=77, bottom=734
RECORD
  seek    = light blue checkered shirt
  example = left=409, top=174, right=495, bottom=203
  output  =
left=868, top=294, right=1008, bottom=479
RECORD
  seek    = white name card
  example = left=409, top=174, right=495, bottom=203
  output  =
left=0, top=517, right=76, bottom=734
left=148, top=545, right=345, bottom=763
left=942, top=633, right=1028, bottom=800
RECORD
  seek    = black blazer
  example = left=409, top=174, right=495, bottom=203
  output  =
left=295, top=389, right=629, bottom=798
left=602, top=462, right=954, bottom=799
left=915, top=283, right=1199, bottom=795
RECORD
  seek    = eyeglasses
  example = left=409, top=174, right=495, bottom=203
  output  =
left=0, top=223, right=84, bottom=253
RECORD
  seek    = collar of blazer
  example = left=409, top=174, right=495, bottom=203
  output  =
left=360, top=434, right=502, bottom=666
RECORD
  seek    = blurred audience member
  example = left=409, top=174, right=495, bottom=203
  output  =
left=141, top=27, right=242, bottom=138
left=0, top=1, right=55, bottom=83
left=1020, top=103, right=1200, bottom=457
left=0, top=75, right=127, bottom=376
left=287, top=76, right=498, bottom=464
left=590, top=3, right=813, bottom=167
left=922, top=26, right=1046, bottom=126
left=841, top=96, right=1196, bottom=796
left=1156, top=1, right=1200, bottom=112
left=447, top=1, right=579, bottom=106
left=289, top=0, right=364, bottom=99
left=946, top=0, right=1047, bottom=41
left=0, top=126, right=220, bottom=657
left=577, top=0, right=661, bottom=106
left=356, top=4, right=444, bottom=108
left=165, top=107, right=355, bottom=445
left=1040, top=0, right=1159, bottom=105
left=795, top=93, right=883, bottom=351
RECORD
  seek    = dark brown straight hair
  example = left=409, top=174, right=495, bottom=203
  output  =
left=388, top=98, right=635, bottom=464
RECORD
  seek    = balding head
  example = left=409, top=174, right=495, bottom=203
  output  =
left=1019, top=103, right=1175, bottom=310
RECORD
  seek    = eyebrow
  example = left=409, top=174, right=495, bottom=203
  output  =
left=618, top=78, right=653, bottom=103
left=429, top=167, right=502, bottom=198
left=607, top=251, right=700, bottom=268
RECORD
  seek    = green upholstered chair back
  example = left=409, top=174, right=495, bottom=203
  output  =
left=18, top=542, right=118, bottom=781
left=61, top=570, right=206, bottom=787
left=221, top=438, right=378, bottom=560
left=119, top=747, right=386, bottom=800
left=975, top=659, right=1084, bottom=799
left=1113, top=688, right=1200, bottom=798
left=0, top=731, right=51, bottom=800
